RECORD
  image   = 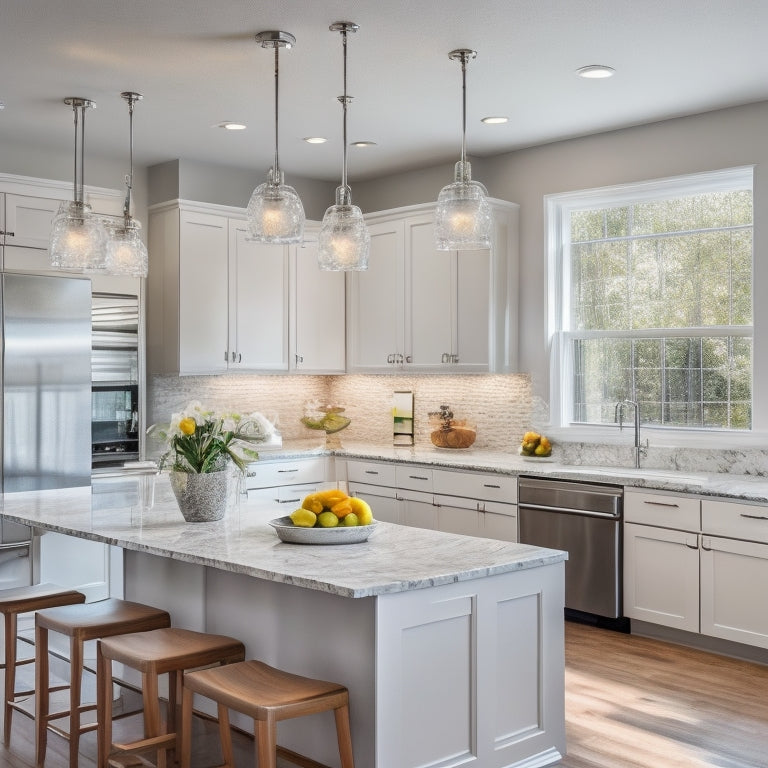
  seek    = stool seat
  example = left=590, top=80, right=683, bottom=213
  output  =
left=184, top=660, right=349, bottom=720
left=0, top=583, right=85, bottom=615
left=35, top=598, right=171, bottom=768
left=0, top=584, right=85, bottom=746
left=181, top=660, right=355, bottom=768
left=97, top=628, right=245, bottom=768
left=36, top=598, right=171, bottom=640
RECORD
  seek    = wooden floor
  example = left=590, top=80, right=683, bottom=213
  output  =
left=557, top=622, right=768, bottom=768
left=0, top=622, right=766, bottom=767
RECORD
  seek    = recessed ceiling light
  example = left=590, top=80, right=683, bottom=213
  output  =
left=0, top=100, right=5, bottom=110
left=576, top=65, right=615, bottom=79
left=303, top=136, right=327, bottom=144
left=351, top=141, right=376, bottom=148
left=217, top=121, right=247, bottom=130
left=481, top=116, right=508, bottom=124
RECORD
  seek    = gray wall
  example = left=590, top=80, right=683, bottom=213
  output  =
left=148, top=158, right=336, bottom=221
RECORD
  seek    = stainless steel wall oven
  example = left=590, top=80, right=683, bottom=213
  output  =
left=91, top=293, right=140, bottom=467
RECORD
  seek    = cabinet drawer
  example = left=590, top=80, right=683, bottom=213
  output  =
left=347, top=461, right=396, bottom=487
left=433, top=469, right=517, bottom=503
left=702, top=499, right=768, bottom=544
left=624, top=489, right=700, bottom=530
left=395, top=465, right=433, bottom=492
left=245, top=458, right=325, bottom=490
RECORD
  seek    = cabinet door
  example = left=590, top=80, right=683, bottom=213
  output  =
left=484, top=510, right=518, bottom=542
left=348, top=482, right=401, bottom=524
left=38, top=532, right=111, bottom=602
left=178, top=210, right=229, bottom=374
left=701, top=535, right=768, bottom=649
left=623, top=522, right=700, bottom=631
left=228, top=221, right=289, bottom=371
left=3, top=194, right=61, bottom=249
left=405, top=215, right=455, bottom=369
left=293, top=239, right=345, bottom=372
left=346, top=219, right=404, bottom=371
left=401, top=491, right=438, bottom=530
left=455, top=249, right=490, bottom=370
left=437, top=502, right=483, bottom=537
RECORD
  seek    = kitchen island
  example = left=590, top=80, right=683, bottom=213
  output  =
left=0, top=478, right=567, bottom=768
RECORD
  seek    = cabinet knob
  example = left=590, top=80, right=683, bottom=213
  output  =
left=238, top=352, right=242, bottom=363
left=387, top=354, right=394, bottom=364
left=405, top=355, right=412, bottom=363
left=295, top=354, right=304, bottom=364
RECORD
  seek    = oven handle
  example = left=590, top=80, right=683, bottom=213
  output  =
left=518, top=503, right=621, bottom=520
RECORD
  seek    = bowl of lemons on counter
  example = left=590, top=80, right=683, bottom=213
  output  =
left=269, top=489, right=377, bottom=544
left=519, top=431, right=552, bottom=458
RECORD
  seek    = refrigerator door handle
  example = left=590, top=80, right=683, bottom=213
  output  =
left=0, top=542, right=31, bottom=555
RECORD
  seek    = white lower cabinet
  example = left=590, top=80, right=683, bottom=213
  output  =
left=244, top=457, right=329, bottom=512
left=345, top=459, right=518, bottom=542
left=624, top=489, right=768, bottom=650
left=623, top=522, right=700, bottom=632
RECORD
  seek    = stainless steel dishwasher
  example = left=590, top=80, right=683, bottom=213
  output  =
left=518, top=476, right=626, bottom=628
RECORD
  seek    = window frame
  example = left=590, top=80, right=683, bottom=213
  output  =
left=546, top=166, right=755, bottom=445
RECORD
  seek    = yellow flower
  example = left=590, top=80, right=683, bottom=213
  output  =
left=179, top=417, right=196, bottom=435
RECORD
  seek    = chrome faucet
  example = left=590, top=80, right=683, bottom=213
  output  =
left=615, top=400, right=648, bottom=469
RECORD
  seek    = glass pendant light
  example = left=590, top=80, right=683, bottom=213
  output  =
left=318, top=21, right=370, bottom=271
left=49, top=98, right=108, bottom=271
left=434, top=49, right=492, bottom=251
left=247, top=30, right=305, bottom=244
left=104, top=92, right=148, bottom=277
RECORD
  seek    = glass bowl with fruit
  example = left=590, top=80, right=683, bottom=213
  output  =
left=519, top=431, right=552, bottom=458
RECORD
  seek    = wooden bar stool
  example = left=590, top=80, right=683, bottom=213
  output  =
left=0, top=584, right=86, bottom=746
left=34, top=598, right=171, bottom=768
left=180, top=660, right=355, bottom=768
left=96, top=627, right=245, bottom=768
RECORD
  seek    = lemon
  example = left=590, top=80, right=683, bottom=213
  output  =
left=349, top=497, right=373, bottom=525
left=342, top=513, right=359, bottom=527
left=290, top=509, right=317, bottom=528
left=317, top=511, right=340, bottom=528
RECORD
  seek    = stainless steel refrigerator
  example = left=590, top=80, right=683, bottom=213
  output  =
left=0, top=272, right=92, bottom=589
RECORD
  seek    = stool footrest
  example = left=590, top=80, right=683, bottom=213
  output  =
left=277, top=744, right=335, bottom=768
left=113, top=732, right=176, bottom=753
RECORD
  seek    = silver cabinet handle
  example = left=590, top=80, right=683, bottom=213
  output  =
left=387, top=354, right=394, bottom=364
left=237, top=352, right=242, bottom=363
left=441, top=353, right=449, bottom=363
left=741, top=513, right=768, bottom=521
left=405, top=355, right=412, bottom=363
left=409, top=475, right=429, bottom=481
left=277, top=468, right=299, bottom=473
left=224, top=350, right=229, bottom=362
left=0, top=230, right=14, bottom=237
left=280, top=498, right=301, bottom=504
left=295, top=354, right=304, bottom=364
left=483, top=483, right=501, bottom=489
left=643, top=500, right=680, bottom=508
left=364, top=470, right=379, bottom=475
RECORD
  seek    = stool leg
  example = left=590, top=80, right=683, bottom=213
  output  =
left=96, top=643, right=111, bottom=768
left=3, top=612, right=16, bottom=746
left=255, top=714, right=277, bottom=768
left=141, top=671, right=165, bottom=768
left=34, top=623, right=49, bottom=768
left=69, top=636, right=83, bottom=768
left=334, top=702, right=355, bottom=768
left=180, top=684, right=194, bottom=768
left=217, top=704, right=234, bottom=768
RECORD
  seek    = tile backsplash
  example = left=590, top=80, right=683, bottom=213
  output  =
left=148, top=373, right=532, bottom=451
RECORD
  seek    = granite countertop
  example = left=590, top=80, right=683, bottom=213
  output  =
left=0, top=478, right=566, bottom=599
left=258, top=440, right=768, bottom=504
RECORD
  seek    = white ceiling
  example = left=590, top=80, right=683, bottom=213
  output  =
left=3, top=0, right=768, bottom=183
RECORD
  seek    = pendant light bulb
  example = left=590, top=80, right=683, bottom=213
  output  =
left=247, top=31, right=305, bottom=244
left=49, top=98, right=109, bottom=272
left=105, top=92, right=148, bottom=278
left=434, top=49, right=491, bottom=251
left=318, top=21, right=370, bottom=271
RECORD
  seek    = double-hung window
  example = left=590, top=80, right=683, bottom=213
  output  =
left=547, top=167, right=753, bottom=433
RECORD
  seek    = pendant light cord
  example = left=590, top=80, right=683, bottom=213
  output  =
left=72, top=103, right=83, bottom=205
left=340, top=27, right=350, bottom=195
left=273, top=43, right=280, bottom=178
left=460, top=52, right=467, bottom=167
left=125, top=95, right=134, bottom=219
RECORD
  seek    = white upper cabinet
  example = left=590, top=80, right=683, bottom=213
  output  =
left=1, top=193, right=61, bottom=250
left=291, top=233, right=346, bottom=373
left=228, top=220, right=289, bottom=371
left=148, top=200, right=345, bottom=376
left=346, top=218, right=405, bottom=371
left=347, top=200, right=518, bottom=373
